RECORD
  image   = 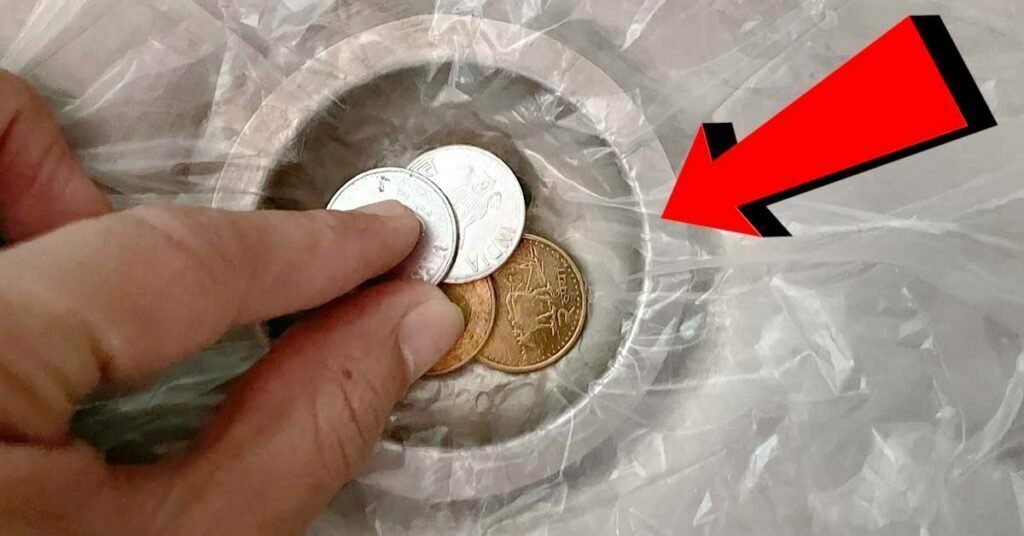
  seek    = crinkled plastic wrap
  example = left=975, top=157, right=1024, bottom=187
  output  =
left=6, top=0, right=1024, bottom=533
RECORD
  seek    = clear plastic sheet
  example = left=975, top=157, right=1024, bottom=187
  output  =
left=4, top=0, right=1024, bottom=533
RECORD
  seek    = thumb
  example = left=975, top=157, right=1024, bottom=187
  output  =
left=149, top=280, right=463, bottom=534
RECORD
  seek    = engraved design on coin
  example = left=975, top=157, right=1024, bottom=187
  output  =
left=477, top=235, right=587, bottom=373
left=409, top=145, right=526, bottom=284
left=327, top=168, right=458, bottom=285
left=426, top=278, right=497, bottom=376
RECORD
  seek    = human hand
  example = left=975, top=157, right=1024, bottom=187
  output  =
left=0, top=70, right=464, bottom=535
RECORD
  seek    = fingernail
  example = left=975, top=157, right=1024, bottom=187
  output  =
left=355, top=200, right=409, bottom=217
left=398, top=297, right=465, bottom=381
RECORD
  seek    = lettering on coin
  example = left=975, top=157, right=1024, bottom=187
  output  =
left=409, top=146, right=526, bottom=283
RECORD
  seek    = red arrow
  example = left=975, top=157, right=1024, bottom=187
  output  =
left=662, top=15, right=996, bottom=237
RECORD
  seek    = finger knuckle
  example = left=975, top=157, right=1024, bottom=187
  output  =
left=308, top=358, right=389, bottom=481
left=122, top=205, right=243, bottom=301
left=311, top=394, right=358, bottom=483
left=301, top=210, right=376, bottom=284
left=307, top=209, right=362, bottom=247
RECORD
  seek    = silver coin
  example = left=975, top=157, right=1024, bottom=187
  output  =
left=408, top=145, right=526, bottom=283
left=327, top=168, right=458, bottom=285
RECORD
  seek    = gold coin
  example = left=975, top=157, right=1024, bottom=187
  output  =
left=426, top=278, right=497, bottom=376
left=477, top=235, right=587, bottom=373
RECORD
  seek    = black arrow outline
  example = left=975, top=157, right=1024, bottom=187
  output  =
left=702, top=15, right=997, bottom=238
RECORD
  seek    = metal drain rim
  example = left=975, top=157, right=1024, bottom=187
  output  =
left=216, top=15, right=678, bottom=502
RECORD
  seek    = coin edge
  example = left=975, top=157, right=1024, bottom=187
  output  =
left=327, top=167, right=459, bottom=285
left=424, top=277, right=498, bottom=376
left=408, top=146, right=527, bottom=285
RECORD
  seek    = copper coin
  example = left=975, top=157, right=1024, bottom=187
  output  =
left=477, top=235, right=587, bottom=373
left=426, top=278, right=497, bottom=376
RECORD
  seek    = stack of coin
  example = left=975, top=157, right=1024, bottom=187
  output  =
left=327, top=145, right=587, bottom=375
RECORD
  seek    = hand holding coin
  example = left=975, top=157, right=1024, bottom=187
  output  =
left=427, top=279, right=497, bottom=376
left=0, top=70, right=470, bottom=535
left=327, top=168, right=458, bottom=285
left=333, top=147, right=587, bottom=377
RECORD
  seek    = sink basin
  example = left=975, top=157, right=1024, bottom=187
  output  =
left=216, top=14, right=688, bottom=501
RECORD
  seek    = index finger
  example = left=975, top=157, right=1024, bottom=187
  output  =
left=0, top=202, right=419, bottom=442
